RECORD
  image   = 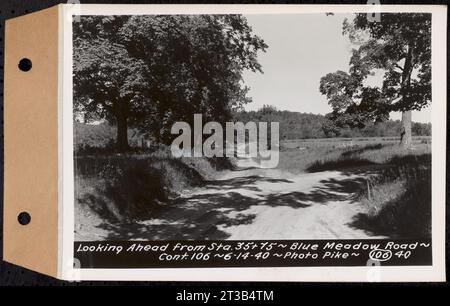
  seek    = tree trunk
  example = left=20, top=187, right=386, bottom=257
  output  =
left=399, top=44, right=414, bottom=149
left=400, top=110, right=412, bottom=149
left=116, top=113, right=128, bottom=152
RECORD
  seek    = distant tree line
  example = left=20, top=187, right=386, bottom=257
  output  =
left=233, top=105, right=431, bottom=140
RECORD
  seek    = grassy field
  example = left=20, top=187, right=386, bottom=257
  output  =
left=277, top=136, right=430, bottom=173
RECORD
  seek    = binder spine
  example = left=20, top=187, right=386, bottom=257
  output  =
left=3, top=6, right=60, bottom=277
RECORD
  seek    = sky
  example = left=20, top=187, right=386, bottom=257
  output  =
left=242, top=14, right=431, bottom=123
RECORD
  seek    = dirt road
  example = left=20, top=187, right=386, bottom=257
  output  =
left=178, top=160, right=385, bottom=240
left=76, top=158, right=386, bottom=241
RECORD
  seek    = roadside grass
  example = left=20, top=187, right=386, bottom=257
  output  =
left=277, top=139, right=430, bottom=173
left=75, top=145, right=234, bottom=222
left=353, top=158, right=431, bottom=238
left=305, top=143, right=430, bottom=172
left=278, top=140, right=431, bottom=238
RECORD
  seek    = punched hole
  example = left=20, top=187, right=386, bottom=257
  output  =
left=18, top=212, right=31, bottom=225
left=18, top=58, right=32, bottom=71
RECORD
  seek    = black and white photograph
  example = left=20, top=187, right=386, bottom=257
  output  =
left=67, top=5, right=445, bottom=278
left=2, top=1, right=448, bottom=286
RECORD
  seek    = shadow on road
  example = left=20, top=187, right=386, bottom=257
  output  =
left=95, top=168, right=374, bottom=240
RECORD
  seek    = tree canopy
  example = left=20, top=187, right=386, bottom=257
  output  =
left=73, top=15, right=267, bottom=150
left=319, top=13, right=431, bottom=147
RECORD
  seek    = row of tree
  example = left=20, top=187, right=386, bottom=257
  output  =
left=233, top=105, right=431, bottom=140
left=73, top=15, right=267, bottom=151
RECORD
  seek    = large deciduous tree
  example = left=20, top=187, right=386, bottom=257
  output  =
left=73, top=15, right=267, bottom=151
left=319, top=13, right=431, bottom=148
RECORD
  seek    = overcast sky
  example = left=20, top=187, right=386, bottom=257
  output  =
left=242, top=13, right=431, bottom=123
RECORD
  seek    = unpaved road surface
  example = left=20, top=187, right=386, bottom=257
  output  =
left=76, top=158, right=385, bottom=241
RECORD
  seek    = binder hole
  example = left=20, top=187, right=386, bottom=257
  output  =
left=18, top=58, right=32, bottom=72
left=18, top=212, right=31, bottom=225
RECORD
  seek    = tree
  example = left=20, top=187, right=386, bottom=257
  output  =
left=73, top=15, right=267, bottom=151
left=73, top=17, right=150, bottom=151
left=319, top=13, right=431, bottom=148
